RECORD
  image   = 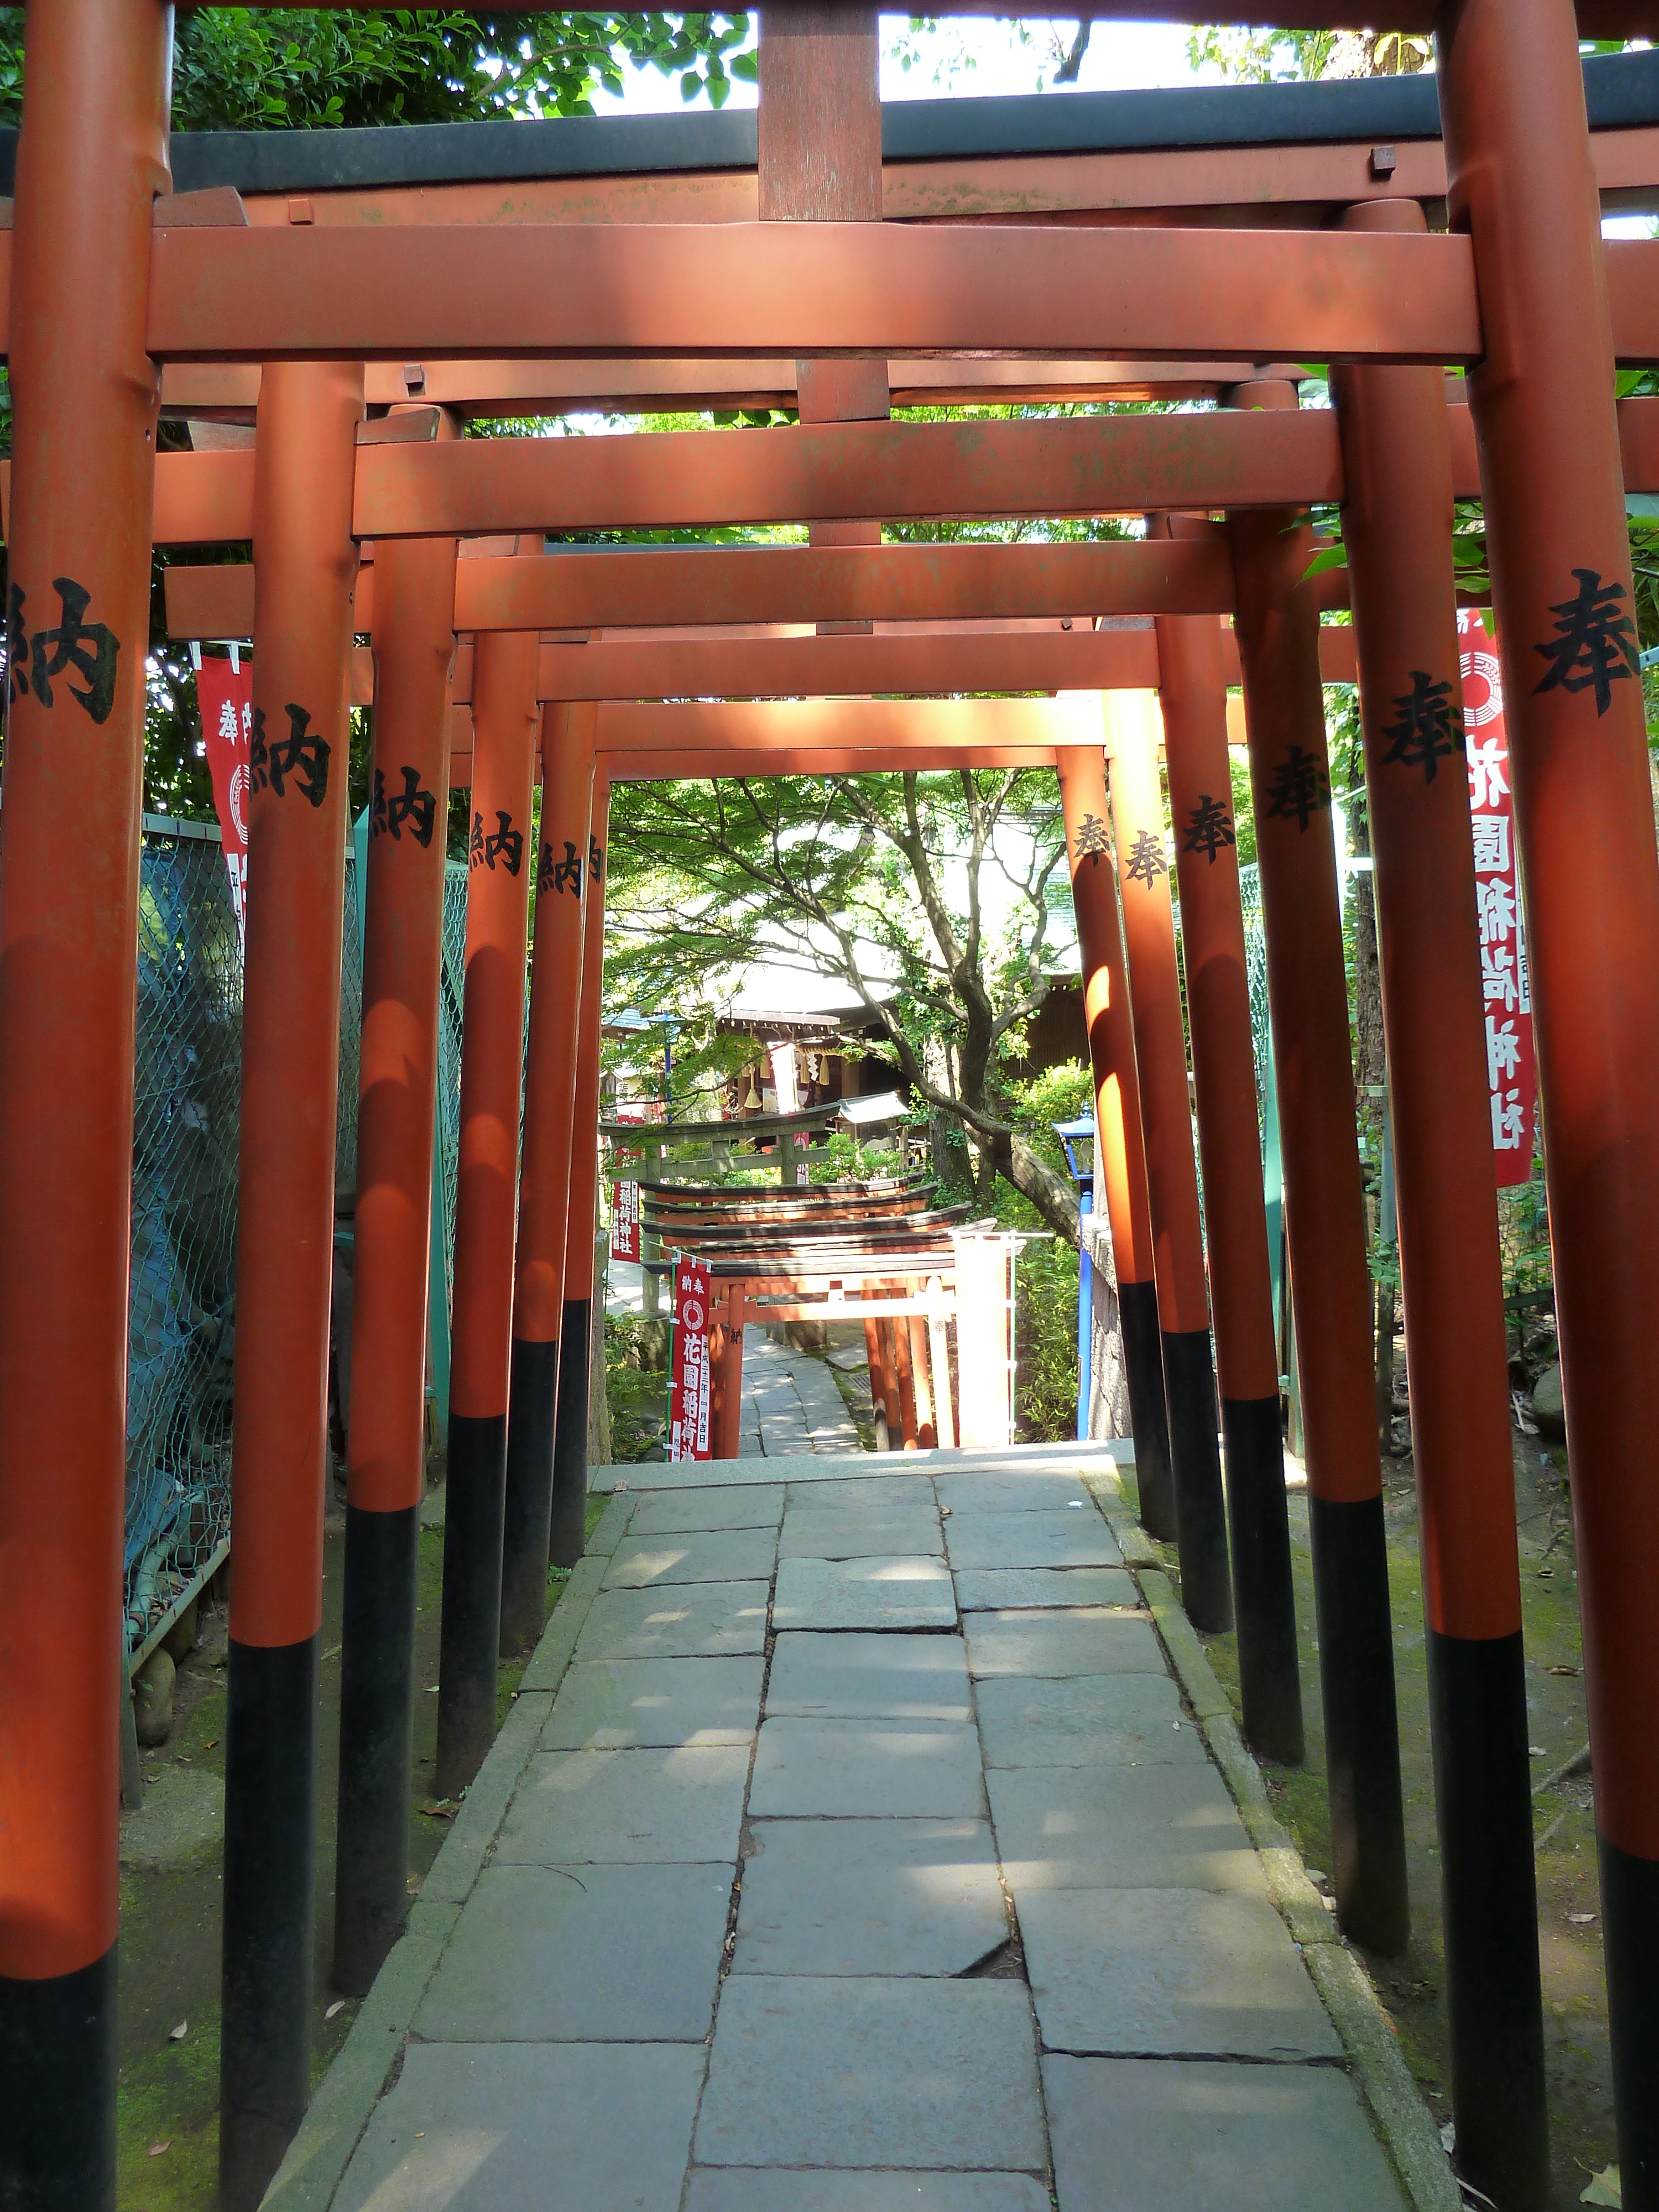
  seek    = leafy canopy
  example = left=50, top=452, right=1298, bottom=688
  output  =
left=0, top=10, right=757, bottom=130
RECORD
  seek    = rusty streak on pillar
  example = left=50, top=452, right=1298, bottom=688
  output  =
left=1154, top=555, right=1305, bottom=1764
left=333, top=425, right=460, bottom=2000
left=551, top=778, right=612, bottom=1560
left=0, top=6, right=170, bottom=2203
left=436, top=542, right=540, bottom=1798
left=218, top=360, right=365, bottom=2211
left=1334, top=198, right=1547, bottom=2211
left=1105, top=695, right=1233, bottom=1631
left=1439, top=8, right=1659, bottom=2189
left=503, top=701, right=597, bottom=1635
left=1056, top=748, right=1177, bottom=1539
left=1229, top=379, right=1409, bottom=1958
left=759, top=1, right=888, bottom=627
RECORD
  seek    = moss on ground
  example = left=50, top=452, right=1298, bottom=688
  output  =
left=1184, top=1435, right=1610, bottom=2208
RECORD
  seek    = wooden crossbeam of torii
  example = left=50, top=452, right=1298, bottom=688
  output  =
left=465, top=698, right=1093, bottom=792
left=8, top=220, right=1659, bottom=368
left=36, top=387, right=1659, bottom=558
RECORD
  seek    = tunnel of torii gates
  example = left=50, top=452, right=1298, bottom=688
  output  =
left=3, top=2, right=1659, bottom=2209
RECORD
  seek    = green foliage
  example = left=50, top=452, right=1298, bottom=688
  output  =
left=1187, top=22, right=1430, bottom=82
left=991, top=1061, right=1094, bottom=1442
left=0, top=9, right=757, bottom=131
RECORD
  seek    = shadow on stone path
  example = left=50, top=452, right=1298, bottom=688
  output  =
left=272, top=1446, right=1430, bottom=2212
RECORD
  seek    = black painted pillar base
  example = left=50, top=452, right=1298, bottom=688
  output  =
left=1603, top=1832, right=1659, bottom=2211
left=0, top=1948, right=116, bottom=2211
left=1221, top=1394, right=1305, bottom=1765
left=220, top=1634, right=320, bottom=2212
left=1307, top=1493, right=1410, bottom=1957
left=1119, top=1278, right=1176, bottom=1542
left=549, top=1296, right=592, bottom=1571
left=1426, top=1626, right=1548, bottom=2212
left=502, top=1335, right=560, bottom=1653
left=1162, top=1328, right=1233, bottom=1634
left=436, top=1411, right=507, bottom=1801
left=334, top=1504, right=418, bottom=1999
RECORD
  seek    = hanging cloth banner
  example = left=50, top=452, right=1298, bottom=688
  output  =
left=768, top=1039, right=799, bottom=1115
left=668, top=1255, right=712, bottom=1462
left=609, top=1178, right=641, bottom=1263
left=194, top=650, right=253, bottom=941
left=1458, top=610, right=1537, bottom=1186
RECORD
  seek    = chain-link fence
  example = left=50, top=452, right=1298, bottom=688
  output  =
left=124, top=818, right=470, bottom=1665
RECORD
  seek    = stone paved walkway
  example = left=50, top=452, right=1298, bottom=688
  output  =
left=275, top=1447, right=1431, bottom=2212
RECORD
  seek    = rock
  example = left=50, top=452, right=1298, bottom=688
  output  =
left=1531, top=1362, right=1566, bottom=1441
left=133, top=1647, right=176, bottom=1749
left=161, top=1598, right=199, bottom=1664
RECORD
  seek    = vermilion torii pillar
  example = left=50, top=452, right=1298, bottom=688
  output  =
left=219, top=360, right=365, bottom=2212
left=1229, top=379, right=1409, bottom=1958
left=1153, top=561, right=1306, bottom=1767
left=1056, top=747, right=1177, bottom=1539
left=1105, top=695, right=1233, bottom=1632
left=552, top=776, right=613, bottom=1555
left=1333, top=197, right=1547, bottom=2211
left=1439, top=6, right=1659, bottom=2190
left=333, top=465, right=461, bottom=1997
left=436, top=547, right=541, bottom=1798
left=0, top=5, right=170, bottom=2204
left=503, top=701, right=599, bottom=1640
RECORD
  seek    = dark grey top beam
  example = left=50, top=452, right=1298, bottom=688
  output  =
left=1, top=51, right=1654, bottom=200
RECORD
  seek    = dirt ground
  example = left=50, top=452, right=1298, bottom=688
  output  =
left=115, top=1491, right=606, bottom=2210
left=1130, top=1420, right=1609, bottom=2212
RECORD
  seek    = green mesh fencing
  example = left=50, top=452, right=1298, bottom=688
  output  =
left=123, top=821, right=468, bottom=1663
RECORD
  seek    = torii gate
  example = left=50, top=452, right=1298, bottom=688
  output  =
left=2, top=7, right=1658, bottom=2212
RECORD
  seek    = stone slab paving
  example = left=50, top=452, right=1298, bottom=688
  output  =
left=301, top=1448, right=1417, bottom=2212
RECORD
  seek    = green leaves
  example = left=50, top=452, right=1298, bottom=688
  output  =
left=0, top=9, right=759, bottom=132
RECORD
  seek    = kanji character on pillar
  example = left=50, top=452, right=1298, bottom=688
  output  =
left=1533, top=567, right=1639, bottom=714
left=1380, top=669, right=1464, bottom=782
left=1263, top=743, right=1331, bottom=831
left=1071, top=812, right=1112, bottom=868
left=1182, top=793, right=1236, bottom=864
left=1124, top=828, right=1168, bottom=889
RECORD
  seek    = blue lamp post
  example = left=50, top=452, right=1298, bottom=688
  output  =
left=1054, top=1113, right=1097, bottom=1443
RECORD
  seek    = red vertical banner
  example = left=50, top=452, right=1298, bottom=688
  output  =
left=1458, top=610, right=1537, bottom=1185
left=194, top=650, right=253, bottom=937
left=669, top=1255, right=712, bottom=1462
left=609, top=1177, right=641, bottom=1263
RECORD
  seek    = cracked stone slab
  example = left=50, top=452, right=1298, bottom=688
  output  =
left=963, top=1608, right=1165, bottom=1679
left=943, top=1510, right=1122, bottom=1573
left=1042, top=2054, right=1408, bottom=2211
left=779, top=1508, right=945, bottom=1561
left=749, top=1717, right=987, bottom=1820
left=686, top=2176, right=1052, bottom=2211
left=414, top=1861, right=731, bottom=2043
left=542, top=1656, right=764, bottom=1750
left=577, top=1582, right=770, bottom=1661
left=628, top=1485, right=786, bottom=1537
left=1019, top=1888, right=1340, bottom=2060
left=935, top=1472, right=1099, bottom=1516
left=695, top=1978, right=1048, bottom=2172
left=772, top=1554, right=956, bottom=1631
left=765, top=1632, right=973, bottom=1723
left=988, top=1763, right=1268, bottom=1897
left=784, top=1475, right=935, bottom=1512
left=973, top=1672, right=1202, bottom=1770
left=733, top=1816, right=1005, bottom=1976
left=953, top=1567, right=1138, bottom=1613
left=604, top=1528, right=780, bottom=1590
left=498, top=1745, right=750, bottom=1865
left=332, top=2041, right=704, bottom=2212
